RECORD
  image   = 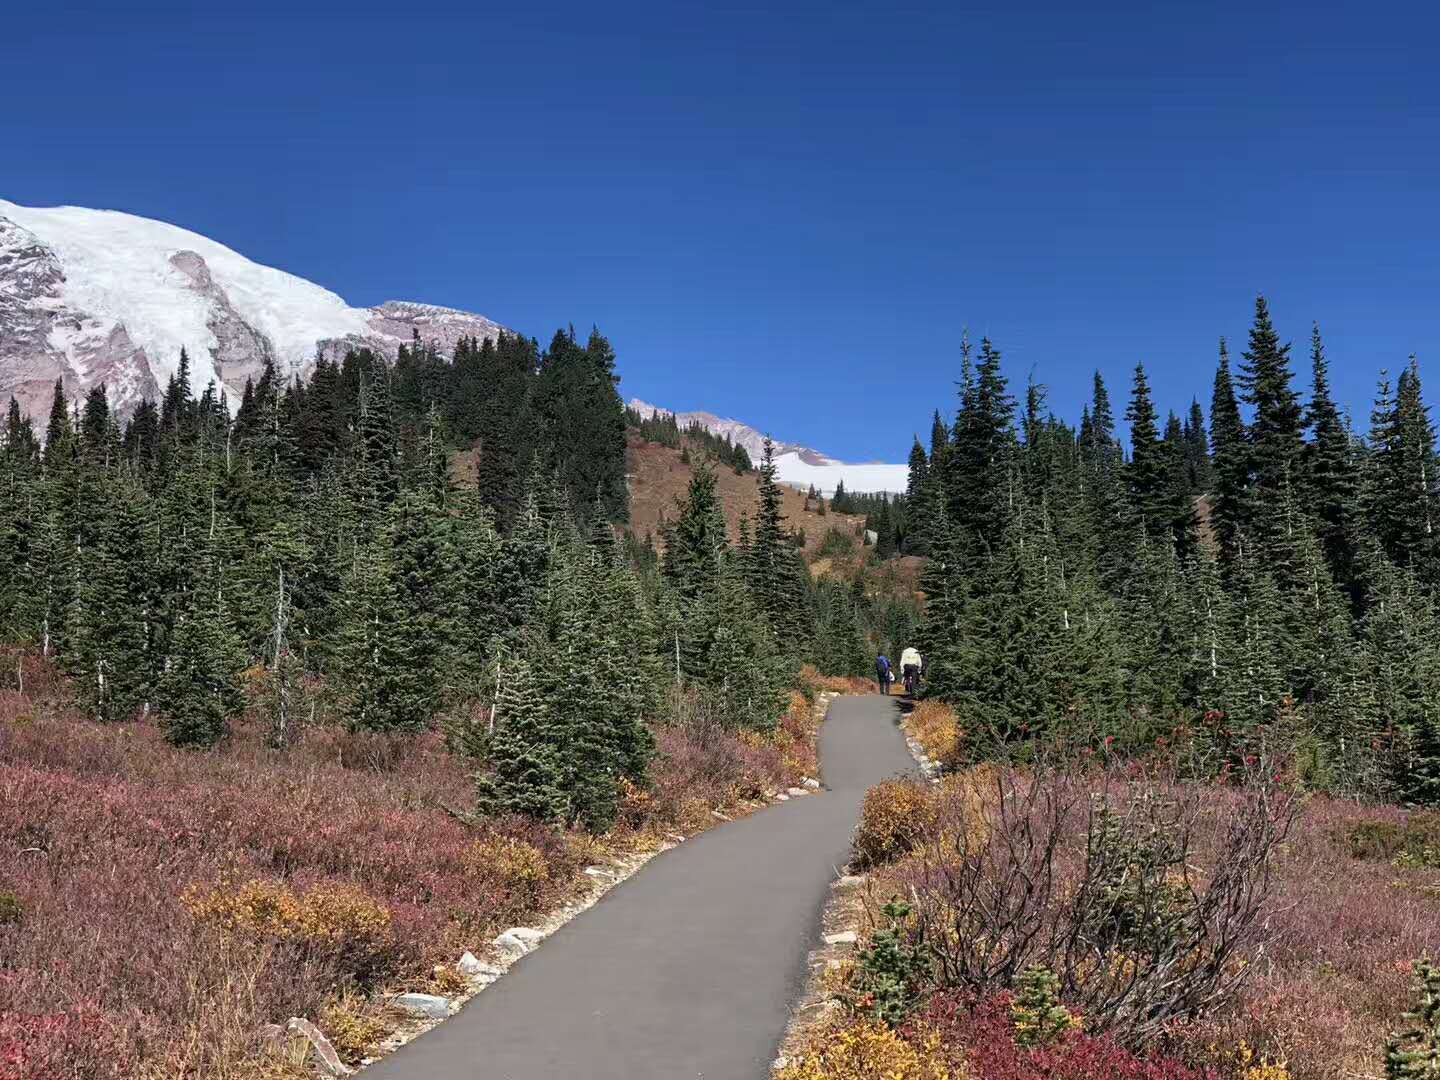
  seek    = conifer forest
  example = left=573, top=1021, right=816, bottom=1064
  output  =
left=6, top=296, right=1440, bottom=808
left=904, top=296, right=1440, bottom=805
left=0, top=326, right=886, bottom=829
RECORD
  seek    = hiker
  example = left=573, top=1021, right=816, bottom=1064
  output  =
left=900, top=645, right=923, bottom=696
left=875, top=653, right=892, bottom=696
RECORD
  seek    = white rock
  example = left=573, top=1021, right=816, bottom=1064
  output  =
left=584, top=866, right=615, bottom=880
left=286, top=1017, right=351, bottom=1077
left=824, top=931, right=858, bottom=946
left=776, top=793, right=790, bottom=801
left=803, top=778, right=821, bottom=790
left=711, top=810, right=731, bottom=821
left=665, top=832, right=685, bottom=843
left=392, top=993, right=451, bottom=1019
left=836, top=874, right=866, bottom=888
left=788, top=786, right=806, bottom=796
left=493, top=927, right=544, bottom=956
left=456, top=952, right=500, bottom=978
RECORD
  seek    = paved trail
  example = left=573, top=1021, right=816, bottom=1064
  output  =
left=363, top=695, right=915, bottom=1080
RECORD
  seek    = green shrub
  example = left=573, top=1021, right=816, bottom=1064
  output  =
left=0, top=891, right=23, bottom=926
left=817, top=527, right=858, bottom=560
left=1385, top=957, right=1440, bottom=1079
left=850, top=900, right=931, bottom=1026
left=1011, top=966, right=1076, bottom=1048
left=1347, top=812, right=1440, bottom=867
left=1083, top=795, right=1196, bottom=954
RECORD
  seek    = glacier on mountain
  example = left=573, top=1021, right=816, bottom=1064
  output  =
left=0, top=199, right=504, bottom=419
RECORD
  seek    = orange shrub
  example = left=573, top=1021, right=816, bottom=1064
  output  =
left=799, top=664, right=874, bottom=696
left=183, top=878, right=399, bottom=986
left=853, top=780, right=940, bottom=869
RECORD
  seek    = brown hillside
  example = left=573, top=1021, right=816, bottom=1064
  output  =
left=626, top=433, right=866, bottom=552
left=451, top=434, right=867, bottom=553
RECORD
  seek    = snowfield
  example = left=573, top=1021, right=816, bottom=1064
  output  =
left=772, top=453, right=909, bottom=496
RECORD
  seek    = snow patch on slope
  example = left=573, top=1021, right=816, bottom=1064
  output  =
left=772, top=453, right=909, bottom=496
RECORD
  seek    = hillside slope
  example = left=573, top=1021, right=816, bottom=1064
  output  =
left=626, top=433, right=866, bottom=552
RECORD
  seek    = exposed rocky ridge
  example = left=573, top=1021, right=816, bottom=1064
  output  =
left=0, top=200, right=506, bottom=420
left=628, top=397, right=837, bottom=466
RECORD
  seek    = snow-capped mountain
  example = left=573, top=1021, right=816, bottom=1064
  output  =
left=628, top=398, right=909, bottom=495
left=0, top=200, right=504, bottom=420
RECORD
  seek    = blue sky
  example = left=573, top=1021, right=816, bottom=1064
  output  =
left=5, top=0, right=1438, bottom=461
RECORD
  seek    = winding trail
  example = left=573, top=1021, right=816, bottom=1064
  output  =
left=363, top=695, right=915, bottom=1079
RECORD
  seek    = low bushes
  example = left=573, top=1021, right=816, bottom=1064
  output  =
left=853, top=780, right=939, bottom=868
left=0, top=647, right=832, bottom=1078
left=183, top=879, right=403, bottom=989
left=1345, top=811, right=1440, bottom=867
left=908, top=701, right=964, bottom=768
left=921, top=991, right=1212, bottom=1080
left=828, top=762, right=1440, bottom=1079
left=777, top=1020, right=956, bottom=1080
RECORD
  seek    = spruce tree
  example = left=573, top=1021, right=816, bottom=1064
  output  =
left=1239, top=296, right=1305, bottom=548
left=1304, top=323, right=1361, bottom=593
left=475, top=655, right=569, bottom=822
left=948, top=336, right=1016, bottom=558
left=1183, top=398, right=1212, bottom=493
left=662, top=459, right=729, bottom=604
left=156, top=553, right=246, bottom=748
left=1209, top=338, right=1250, bottom=568
left=66, top=475, right=153, bottom=722
left=1125, top=363, right=1172, bottom=540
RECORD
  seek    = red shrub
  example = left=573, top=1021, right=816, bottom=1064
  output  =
left=918, top=992, right=1214, bottom=1080
left=0, top=1003, right=127, bottom=1080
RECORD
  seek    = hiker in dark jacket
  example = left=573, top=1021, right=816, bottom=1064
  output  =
left=875, top=654, right=892, bottom=696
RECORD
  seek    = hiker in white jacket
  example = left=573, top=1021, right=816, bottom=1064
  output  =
left=899, top=647, right=923, bottom=696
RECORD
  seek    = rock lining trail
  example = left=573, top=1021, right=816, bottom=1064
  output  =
left=361, top=695, right=915, bottom=1079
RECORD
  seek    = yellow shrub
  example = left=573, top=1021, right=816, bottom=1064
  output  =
left=778, top=1020, right=955, bottom=1080
left=1244, top=1067, right=1291, bottom=1080
left=320, top=992, right=389, bottom=1065
left=462, top=835, right=553, bottom=911
left=931, top=768, right=997, bottom=854
left=183, top=878, right=397, bottom=984
left=908, top=701, right=963, bottom=767
left=853, top=780, right=939, bottom=868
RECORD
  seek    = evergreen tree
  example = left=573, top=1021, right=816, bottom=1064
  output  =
left=661, top=460, right=730, bottom=604
left=156, top=552, right=246, bottom=748
left=1209, top=338, right=1250, bottom=567
left=1125, top=363, right=1172, bottom=540
left=748, top=438, right=812, bottom=651
left=1304, top=323, right=1361, bottom=593
left=1239, top=296, right=1305, bottom=547
left=66, top=475, right=152, bottom=722
left=1367, top=359, right=1440, bottom=582
left=948, top=336, right=1016, bottom=557
left=1182, top=398, right=1212, bottom=493
left=475, top=655, right=569, bottom=822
